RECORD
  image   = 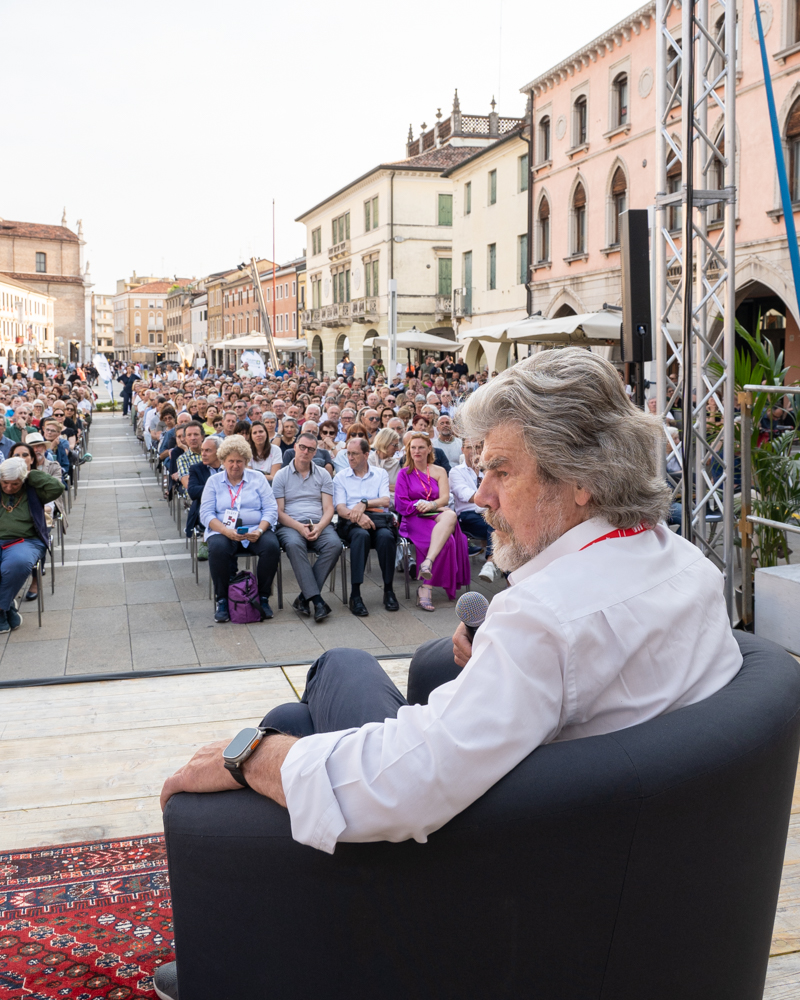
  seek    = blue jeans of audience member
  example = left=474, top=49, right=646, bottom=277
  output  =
left=668, top=502, right=683, bottom=537
left=0, top=537, right=46, bottom=611
left=457, top=509, right=494, bottom=555
left=261, top=637, right=459, bottom=737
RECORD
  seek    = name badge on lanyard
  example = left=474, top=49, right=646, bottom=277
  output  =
left=222, top=479, right=245, bottom=528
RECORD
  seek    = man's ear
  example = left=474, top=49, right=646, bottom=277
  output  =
left=574, top=485, right=592, bottom=507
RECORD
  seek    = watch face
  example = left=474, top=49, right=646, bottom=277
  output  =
left=223, top=727, right=262, bottom=763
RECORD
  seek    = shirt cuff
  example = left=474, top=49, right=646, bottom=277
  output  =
left=281, top=729, right=359, bottom=854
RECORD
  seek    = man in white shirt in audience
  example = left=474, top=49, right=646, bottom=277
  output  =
left=433, top=414, right=462, bottom=467
left=449, top=437, right=498, bottom=583
left=161, top=349, right=742, bottom=933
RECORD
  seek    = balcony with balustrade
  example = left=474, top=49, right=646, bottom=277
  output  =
left=351, top=297, right=380, bottom=323
left=434, top=295, right=452, bottom=322
left=328, top=240, right=350, bottom=261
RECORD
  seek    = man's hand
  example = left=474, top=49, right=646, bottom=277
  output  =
left=306, top=523, right=320, bottom=541
left=357, top=513, right=375, bottom=530
left=452, top=622, right=472, bottom=669
left=160, top=739, right=241, bottom=811
left=348, top=502, right=366, bottom=522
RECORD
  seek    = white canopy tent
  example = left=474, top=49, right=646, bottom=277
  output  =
left=367, top=330, right=464, bottom=352
left=459, top=318, right=538, bottom=343
left=506, top=311, right=622, bottom=343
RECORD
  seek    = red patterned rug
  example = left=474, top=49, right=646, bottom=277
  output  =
left=0, top=834, right=172, bottom=999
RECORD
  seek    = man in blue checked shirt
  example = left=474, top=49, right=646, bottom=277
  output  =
left=199, top=434, right=280, bottom=623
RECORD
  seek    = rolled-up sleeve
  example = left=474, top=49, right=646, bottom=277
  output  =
left=281, top=594, right=567, bottom=854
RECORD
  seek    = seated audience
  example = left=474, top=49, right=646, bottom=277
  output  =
left=449, top=437, right=498, bottom=583
left=394, top=432, right=469, bottom=610
left=200, top=435, right=280, bottom=623
left=273, top=432, right=340, bottom=623
left=368, top=428, right=402, bottom=495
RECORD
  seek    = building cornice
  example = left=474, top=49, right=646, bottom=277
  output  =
left=1, top=271, right=84, bottom=286
left=519, top=1, right=655, bottom=96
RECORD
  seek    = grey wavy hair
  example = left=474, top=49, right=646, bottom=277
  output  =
left=455, top=347, right=671, bottom=529
left=217, top=434, right=253, bottom=463
left=0, top=456, right=30, bottom=483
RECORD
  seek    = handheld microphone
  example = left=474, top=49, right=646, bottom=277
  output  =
left=455, top=591, right=489, bottom=642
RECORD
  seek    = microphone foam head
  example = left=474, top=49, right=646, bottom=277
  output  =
left=455, top=591, right=489, bottom=629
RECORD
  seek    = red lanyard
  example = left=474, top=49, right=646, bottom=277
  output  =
left=227, top=480, right=245, bottom=508
left=580, top=523, right=649, bottom=551
left=414, top=468, right=434, bottom=501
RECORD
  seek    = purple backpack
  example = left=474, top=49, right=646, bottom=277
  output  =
left=228, top=571, right=264, bottom=623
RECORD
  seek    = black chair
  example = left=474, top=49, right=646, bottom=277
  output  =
left=164, top=634, right=800, bottom=1000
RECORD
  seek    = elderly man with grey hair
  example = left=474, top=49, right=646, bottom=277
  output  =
left=159, top=347, right=742, bottom=947
left=0, top=455, right=64, bottom=632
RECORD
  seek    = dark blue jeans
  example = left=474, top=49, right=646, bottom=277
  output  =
left=457, top=510, right=494, bottom=555
left=261, top=637, right=459, bottom=736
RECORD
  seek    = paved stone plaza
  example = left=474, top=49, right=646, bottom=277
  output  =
left=0, top=410, right=504, bottom=683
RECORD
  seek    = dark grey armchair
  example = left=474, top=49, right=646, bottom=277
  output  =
left=164, top=633, right=800, bottom=1000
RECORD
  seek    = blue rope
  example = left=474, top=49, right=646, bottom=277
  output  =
left=754, top=0, right=800, bottom=314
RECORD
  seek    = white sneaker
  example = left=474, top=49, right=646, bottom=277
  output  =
left=478, top=561, right=498, bottom=582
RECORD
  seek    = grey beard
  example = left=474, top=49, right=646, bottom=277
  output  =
left=483, top=496, right=567, bottom=573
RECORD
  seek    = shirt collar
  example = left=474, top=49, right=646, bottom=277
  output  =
left=508, top=516, right=618, bottom=586
left=343, top=464, right=373, bottom=479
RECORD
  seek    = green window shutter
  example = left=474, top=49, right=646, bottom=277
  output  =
left=465, top=182, right=471, bottom=215
left=489, top=170, right=497, bottom=205
left=346, top=268, right=351, bottom=302
left=364, top=201, right=371, bottom=232
left=365, top=263, right=371, bottom=297
left=372, top=196, right=379, bottom=227
left=520, top=154, right=529, bottom=192
left=332, top=221, right=337, bottom=245
left=488, top=244, right=496, bottom=290
left=438, top=193, right=453, bottom=226
left=345, top=213, right=351, bottom=239
left=519, top=235, right=528, bottom=284
left=372, top=259, right=379, bottom=296
left=438, top=258, right=452, bottom=297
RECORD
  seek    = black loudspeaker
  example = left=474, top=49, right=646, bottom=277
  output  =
left=620, top=209, right=653, bottom=364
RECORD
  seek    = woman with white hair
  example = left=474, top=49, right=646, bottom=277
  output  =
left=0, top=455, right=64, bottom=632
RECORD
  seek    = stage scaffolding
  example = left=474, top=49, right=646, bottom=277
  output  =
left=654, top=0, right=737, bottom=618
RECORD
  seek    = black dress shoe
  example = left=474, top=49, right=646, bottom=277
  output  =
left=383, top=590, right=399, bottom=611
left=348, top=595, right=369, bottom=617
left=24, top=589, right=38, bottom=602
left=292, top=594, right=311, bottom=617
left=312, top=599, right=332, bottom=622
left=260, top=596, right=274, bottom=620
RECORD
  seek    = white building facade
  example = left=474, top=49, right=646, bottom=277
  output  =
left=0, top=274, right=55, bottom=369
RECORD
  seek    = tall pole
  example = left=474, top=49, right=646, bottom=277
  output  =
left=272, top=199, right=277, bottom=355
left=388, top=279, right=398, bottom=381
left=250, top=257, right=279, bottom=371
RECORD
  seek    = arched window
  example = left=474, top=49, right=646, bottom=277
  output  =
left=573, top=183, right=587, bottom=255
left=573, top=97, right=588, bottom=146
left=537, top=197, right=550, bottom=262
left=611, top=167, right=627, bottom=245
left=667, top=45, right=682, bottom=104
left=613, top=74, right=628, bottom=127
left=667, top=153, right=682, bottom=231
left=539, top=116, right=551, bottom=163
left=787, top=98, right=800, bottom=201
left=709, top=137, right=725, bottom=222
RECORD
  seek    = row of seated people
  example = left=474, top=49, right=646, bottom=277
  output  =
left=170, top=427, right=497, bottom=623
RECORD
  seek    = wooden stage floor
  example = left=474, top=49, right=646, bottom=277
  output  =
left=1, top=661, right=797, bottom=997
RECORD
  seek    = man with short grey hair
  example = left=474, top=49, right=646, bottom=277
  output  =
left=272, top=432, right=340, bottom=622
left=162, top=348, right=742, bottom=871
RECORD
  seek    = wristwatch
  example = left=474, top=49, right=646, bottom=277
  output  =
left=222, top=726, right=281, bottom=787
left=360, top=496, right=369, bottom=506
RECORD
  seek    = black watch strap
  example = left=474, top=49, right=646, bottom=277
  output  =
left=225, top=761, right=249, bottom=788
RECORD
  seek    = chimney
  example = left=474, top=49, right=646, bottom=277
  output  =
left=488, top=96, right=499, bottom=137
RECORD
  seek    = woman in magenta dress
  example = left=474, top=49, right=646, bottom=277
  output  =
left=394, top=432, right=470, bottom=611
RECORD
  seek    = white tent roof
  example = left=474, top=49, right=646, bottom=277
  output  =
left=507, top=311, right=622, bottom=343
left=368, top=331, right=463, bottom=351
left=459, top=318, right=535, bottom=342
left=273, top=338, right=308, bottom=352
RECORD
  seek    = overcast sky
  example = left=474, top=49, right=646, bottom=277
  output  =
left=1, top=0, right=640, bottom=293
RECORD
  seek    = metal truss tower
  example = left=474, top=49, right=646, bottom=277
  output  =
left=654, top=0, right=737, bottom=617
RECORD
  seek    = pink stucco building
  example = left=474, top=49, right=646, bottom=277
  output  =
left=514, top=0, right=800, bottom=380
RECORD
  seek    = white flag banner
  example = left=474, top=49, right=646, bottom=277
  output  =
left=240, top=351, right=266, bottom=378
left=93, top=354, right=112, bottom=382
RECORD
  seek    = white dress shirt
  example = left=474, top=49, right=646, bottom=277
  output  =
left=281, top=517, right=742, bottom=854
left=449, top=464, right=483, bottom=515
left=332, top=464, right=390, bottom=509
